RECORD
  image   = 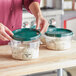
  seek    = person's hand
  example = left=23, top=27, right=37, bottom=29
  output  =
left=36, top=15, right=49, bottom=34
left=0, top=23, right=13, bottom=41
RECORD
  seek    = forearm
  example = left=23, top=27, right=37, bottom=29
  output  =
left=29, top=2, right=42, bottom=18
left=29, top=1, right=49, bottom=34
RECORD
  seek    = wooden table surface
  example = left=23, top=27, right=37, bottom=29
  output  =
left=0, top=41, right=76, bottom=76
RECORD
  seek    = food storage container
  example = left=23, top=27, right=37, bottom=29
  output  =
left=45, top=28, right=73, bottom=50
left=10, top=28, right=41, bottom=60
left=40, top=25, right=56, bottom=45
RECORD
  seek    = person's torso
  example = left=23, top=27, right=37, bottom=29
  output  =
left=0, top=0, right=22, bottom=45
left=0, top=0, right=22, bottom=31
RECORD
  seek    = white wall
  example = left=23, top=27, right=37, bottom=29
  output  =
left=67, top=19, right=76, bottom=40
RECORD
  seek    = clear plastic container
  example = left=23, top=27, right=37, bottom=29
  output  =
left=40, top=34, right=46, bottom=44
left=40, top=25, right=56, bottom=45
left=10, top=40, right=40, bottom=60
left=9, top=28, right=41, bottom=60
left=46, top=36, right=72, bottom=50
left=45, top=28, right=73, bottom=50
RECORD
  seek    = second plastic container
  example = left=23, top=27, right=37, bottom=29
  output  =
left=45, top=28, right=73, bottom=50
left=40, top=25, right=56, bottom=45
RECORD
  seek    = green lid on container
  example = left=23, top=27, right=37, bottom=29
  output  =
left=45, top=28, right=73, bottom=37
left=12, top=28, right=41, bottom=41
left=46, top=25, right=56, bottom=32
left=31, top=25, right=36, bottom=29
left=49, top=25, right=56, bottom=28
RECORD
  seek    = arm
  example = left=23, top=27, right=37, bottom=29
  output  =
left=29, top=1, right=42, bottom=18
left=29, top=2, right=49, bottom=33
left=24, top=0, right=49, bottom=33
left=24, top=0, right=40, bottom=13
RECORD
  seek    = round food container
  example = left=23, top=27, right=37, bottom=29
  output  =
left=40, top=25, right=56, bottom=45
left=10, top=28, right=41, bottom=60
left=45, top=28, right=73, bottom=50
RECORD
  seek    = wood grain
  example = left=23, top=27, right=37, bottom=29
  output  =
left=0, top=41, right=76, bottom=76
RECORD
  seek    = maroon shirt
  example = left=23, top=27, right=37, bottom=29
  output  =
left=0, top=0, right=40, bottom=45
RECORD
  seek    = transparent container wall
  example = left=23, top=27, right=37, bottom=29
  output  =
left=40, top=34, right=46, bottom=45
left=10, top=40, right=40, bottom=60
left=40, top=27, right=56, bottom=45
left=45, top=36, right=72, bottom=50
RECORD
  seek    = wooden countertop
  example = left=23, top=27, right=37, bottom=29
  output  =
left=0, top=41, right=76, bottom=76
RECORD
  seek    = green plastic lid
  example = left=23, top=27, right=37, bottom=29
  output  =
left=31, top=25, right=36, bottom=29
left=49, top=25, right=56, bottom=28
left=46, top=25, right=56, bottom=32
left=45, top=28, right=73, bottom=37
left=12, top=28, right=41, bottom=41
